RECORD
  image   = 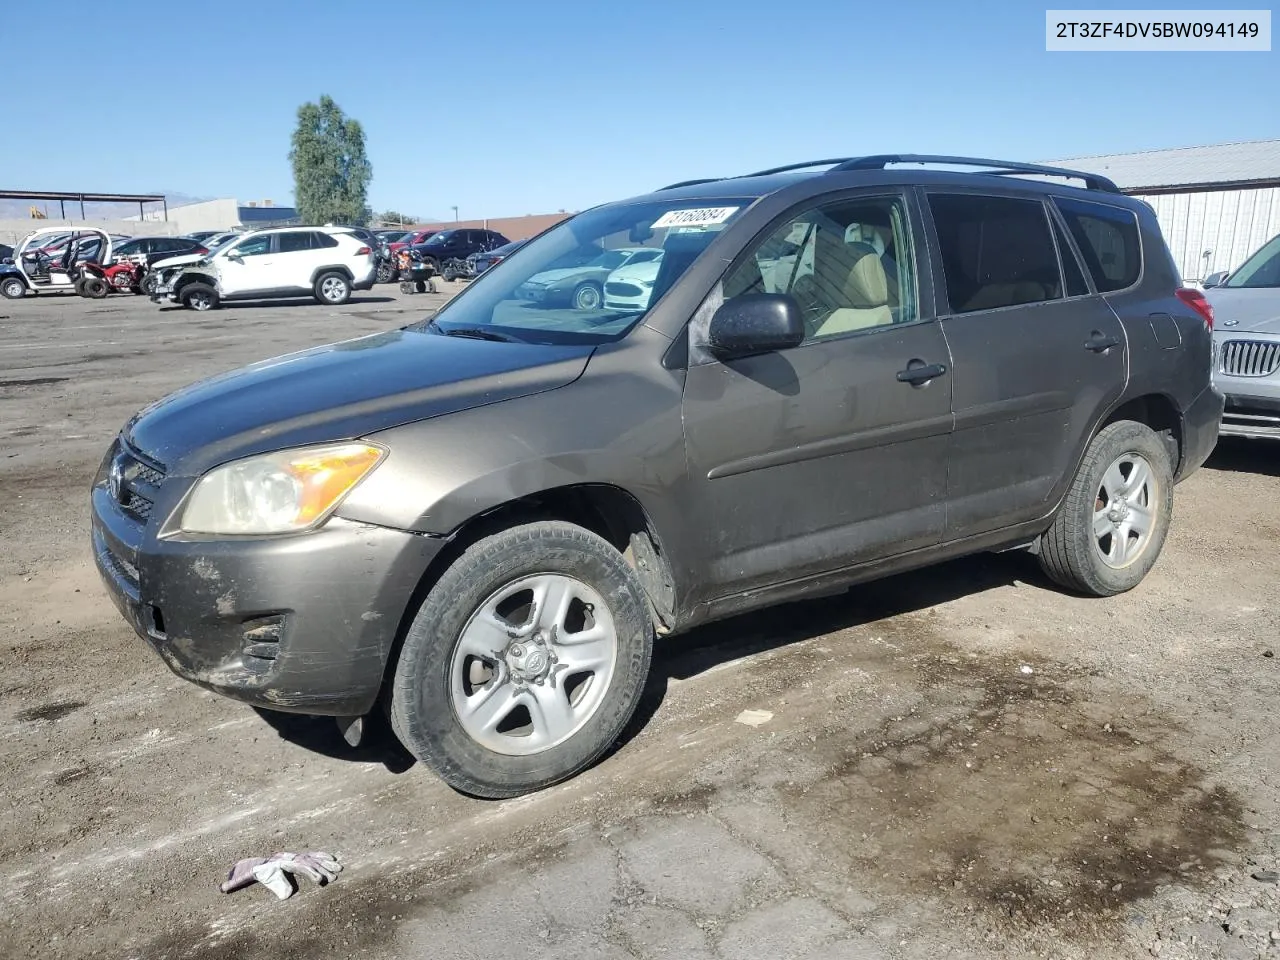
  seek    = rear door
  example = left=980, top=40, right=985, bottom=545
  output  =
left=682, top=190, right=954, bottom=598
left=923, top=189, right=1127, bottom=540
left=275, top=231, right=321, bottom=289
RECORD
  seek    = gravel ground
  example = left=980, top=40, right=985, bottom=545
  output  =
left=1, top=288, right=1278, bottom=960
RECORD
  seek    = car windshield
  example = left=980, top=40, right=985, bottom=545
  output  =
left=413, top=198, right=751, bottom=345
left=1225, top=234, right=1280, bottom=288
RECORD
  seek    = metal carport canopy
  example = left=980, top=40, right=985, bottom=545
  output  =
left=0, top=189, right=168, bottom=220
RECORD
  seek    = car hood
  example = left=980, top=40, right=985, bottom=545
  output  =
left=609, top=260, right=662, bottom=283
left=124, top=329, right=594, bottom=476
left=152, top=252, right=209, bottom=272
left=524, top=266, right=603, bottom=286
left=1205, top=288, right=1280, bottom=334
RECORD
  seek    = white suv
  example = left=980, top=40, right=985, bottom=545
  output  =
left=149, top=226, right=376, bottom=310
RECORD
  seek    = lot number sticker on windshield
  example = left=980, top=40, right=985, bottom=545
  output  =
left=652, top=207, right=739, bottom=229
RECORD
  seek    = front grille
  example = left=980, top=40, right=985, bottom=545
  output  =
left=98, top=543, right=139, bottom=590
left=114, top=444, right=167, bottom=524
left=1220, top=339, right=1280, bottom=378
left=606, top=282, right=642, bottom=297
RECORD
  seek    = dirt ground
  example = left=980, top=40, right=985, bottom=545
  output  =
left=2, top=287, right=1279, bottom=960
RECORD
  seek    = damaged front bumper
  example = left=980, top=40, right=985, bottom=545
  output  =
left=90, top=438, right=445, bottom=715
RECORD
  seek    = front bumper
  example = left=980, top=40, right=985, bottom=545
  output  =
left=91, top=441, right=444, bottom=715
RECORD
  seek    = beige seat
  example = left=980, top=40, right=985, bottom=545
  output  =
left=810, top=238, right=894, bottom=337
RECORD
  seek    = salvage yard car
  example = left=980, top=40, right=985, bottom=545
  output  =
left=1205, top=232, right=1280, bottom=439
left=148, top=226, right=376, bottom=309
left=517, top=246, right=664, bottom=310
left=92, top=154, right=1222, bottom=799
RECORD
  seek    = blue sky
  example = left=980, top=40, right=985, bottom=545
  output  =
left=3, top=0, right=1275, bottom=220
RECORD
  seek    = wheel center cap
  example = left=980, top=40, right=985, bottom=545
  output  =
left=1108, top=498, right=1130, bottom=523
left=507, top=640, right=550, bottom=680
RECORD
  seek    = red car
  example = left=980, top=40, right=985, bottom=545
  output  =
left=386, top=229, right=439, bottom=255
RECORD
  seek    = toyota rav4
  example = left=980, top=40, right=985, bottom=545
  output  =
left=149, top=226, right=376, bottom=310
left=93, top=154, right=1222, bottom=799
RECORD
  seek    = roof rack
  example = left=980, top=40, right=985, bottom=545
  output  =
left=657, top=154, right=1120, bottom=194
left=827, top=155, right=1120, bottom=193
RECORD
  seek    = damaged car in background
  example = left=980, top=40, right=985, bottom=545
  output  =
left=148, top=226, right=376, bottom=310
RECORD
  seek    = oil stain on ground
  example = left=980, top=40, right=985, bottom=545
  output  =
left=768, top=626, right=1246, bottom=940
left=15, top=699, right=87, bottom=723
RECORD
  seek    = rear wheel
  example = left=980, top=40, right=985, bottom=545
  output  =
left=141, top=273, right=159, bottom=296
left=0, top=276, right=26, bottom=299
left=376, top=260, right=397, bottom=284
left=390, top=521, right=654, bottom=798
left=1038, top=420, right=1173, bottom=596
left=572, top=282, right=602, bottom=311
left=81, top=276, right=109, bottom=299
left=314, top=271, right=351, bottom=305
left=181, top=283, right=219, bottom=311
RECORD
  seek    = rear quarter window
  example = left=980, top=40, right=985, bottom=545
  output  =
left=1054, top=197, right=1141, bottom=292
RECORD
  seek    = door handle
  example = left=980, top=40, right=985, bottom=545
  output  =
left=896, top=361, right=948, bottom=385
left=1085, top=331, right=1120, bottom=352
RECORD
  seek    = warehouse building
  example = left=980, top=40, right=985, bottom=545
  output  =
left=1046, top=139, right=1280, bottom=283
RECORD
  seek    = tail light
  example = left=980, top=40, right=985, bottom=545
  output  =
left=356, top=246, right=372, bottom=256
left=194, top=246, right=209, bottom=255
left=1176, top=287, right=1214, bottom=329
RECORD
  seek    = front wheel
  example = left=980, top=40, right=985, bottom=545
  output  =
left=1037, top=420, right=1173, bottom=596
left=2, top=276, right=27, bottom=299
left=181, top=283, right=219, bottom=311
left=376, top=260, right=397, bottom=284
left=390, top=521, right=654, bottom=798
left=314, top=271, right=351, bottom=305
left=141, top=273, right=159, bottom=296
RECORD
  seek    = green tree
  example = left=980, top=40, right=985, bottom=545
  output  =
left=376, top=210, right=419, bottom=226
left=289, top=95, right=372, bottom=225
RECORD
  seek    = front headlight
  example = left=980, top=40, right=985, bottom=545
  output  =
left=177, top=442, right=386, bottom=535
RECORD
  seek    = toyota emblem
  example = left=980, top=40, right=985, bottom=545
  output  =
left=108, top=459, right=124, bottom=501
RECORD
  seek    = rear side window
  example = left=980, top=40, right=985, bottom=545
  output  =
left=314, top=232, right=339, bottom=249
left=1052, top=217, right=1091, bottom=296
left=277, top=232, right=313, bottom=253
left=1054, top=197, right=1141, bottom=292
left=929, top=194, right=1063, bottom=313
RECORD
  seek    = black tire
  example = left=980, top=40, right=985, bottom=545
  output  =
left=441, top=264, right=456, bottom=283
left=82, top=276, right=109, bottom=299
left=314, top=271, right=352, bottom=305
left=1, top=276, right=26, bottom=299
left=399, top=280, right=414, bottom=294
left=413, top=280, right=427, bottom=293
left=140, top=273, right=159, bottom=296
left=390, top=521, right=654, bottom=799
left=1037, top=420, right=1173, bottom=597
left=376, top=261, right=397, bottom=284
left=181, top=283, right=219, bottom=312
left=572, top=281, right=603, bottom=311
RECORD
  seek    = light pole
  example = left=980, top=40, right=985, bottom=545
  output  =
left=451, top=206, right=459, bottom=222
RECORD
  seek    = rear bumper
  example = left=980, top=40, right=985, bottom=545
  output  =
left=1179, top=384, right=1225, bottom=478
left=91, top=455, right=444, bottom=716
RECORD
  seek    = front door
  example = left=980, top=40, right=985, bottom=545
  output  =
left=922, top=190, right=1127, bottom=539
left=682, top=192, right=954, bottom=600
left=216, top=233, right=277, bottom=296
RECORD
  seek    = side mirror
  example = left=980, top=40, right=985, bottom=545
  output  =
left=1203, top=270, right=1228, bottom=288
left=226, top=252, right=244, bottom=262
left=708, top=293, right=805, bottom=360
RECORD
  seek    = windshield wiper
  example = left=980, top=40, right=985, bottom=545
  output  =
left=427, top=318, right=519, bottom=343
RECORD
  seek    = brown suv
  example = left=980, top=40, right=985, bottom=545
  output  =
left=91, top=155, right=1223, bottom=798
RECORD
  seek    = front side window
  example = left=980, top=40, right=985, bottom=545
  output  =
left=418, top=199, right=750, bottom=345
left=1225, top=233, right=1280, bottom=288
left=721, top=195, right=918, bottom=340
left=230, top=235, right=272, bottom=257
left=930, top=194, right=1063, bottom=313
left=1054, top=196, right=1142, bottom=292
